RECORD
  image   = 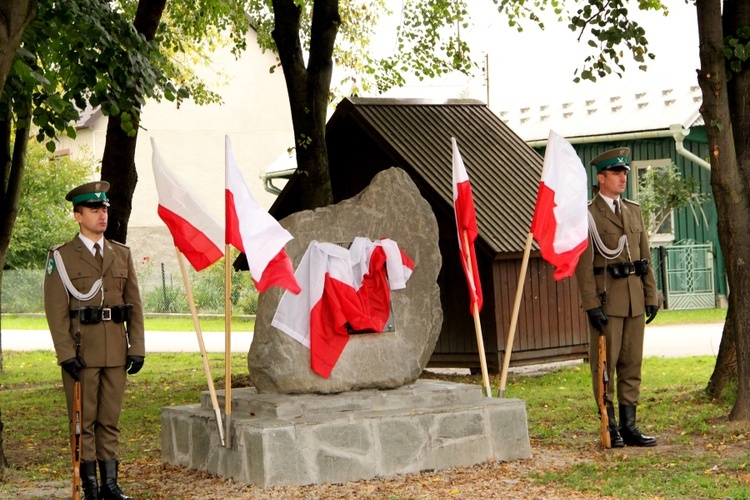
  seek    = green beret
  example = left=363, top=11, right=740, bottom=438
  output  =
left=591, top=148, right=630, bottom=172
left=66, top=181, right=110, bottom=207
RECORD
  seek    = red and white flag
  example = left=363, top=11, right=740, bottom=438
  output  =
left=272, top=238, right=414, bottom=378
left=224, top=136, right=301, bottom=294
left=151, top=138, right=224, bottom=271
left=531, top=130, right=589, bottom=280
left=452, top=137, right=483, bottom=313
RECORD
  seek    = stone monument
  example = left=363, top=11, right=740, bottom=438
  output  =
left=161, top=168, right=532, bottom=487
left=248, top=166, right=443, bottom=393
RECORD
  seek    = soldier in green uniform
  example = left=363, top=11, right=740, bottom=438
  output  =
left=575, top=148, right=660, bottom=448
left=44, top=181, right=145, bottom=499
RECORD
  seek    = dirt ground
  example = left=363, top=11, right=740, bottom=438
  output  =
left=3, top=445, right=601, bottom=499
left=5, top=426, right=750, bottom=499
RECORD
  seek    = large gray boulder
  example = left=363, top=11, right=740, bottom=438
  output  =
left=248, top=167, right=442, bottom=394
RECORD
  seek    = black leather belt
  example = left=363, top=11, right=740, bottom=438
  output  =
left=70, top=304, right=132, bottom=324
left=593, top=260, right=650, bottom=279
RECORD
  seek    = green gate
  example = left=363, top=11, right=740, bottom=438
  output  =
left=664, top=240, right=715, bottom=310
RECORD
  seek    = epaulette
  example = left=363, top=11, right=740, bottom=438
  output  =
left=48, top=243, right=65, bottom=252
left=109, top=240, right=130, bottom=249
left=622, top=198, right=640, bottom=206
left=588, top=199, right=595, bottom=206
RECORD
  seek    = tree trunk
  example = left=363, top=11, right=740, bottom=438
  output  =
left=706, top=312, right=737, bottom=397
left=723, top=0, right=750, bottom=420
left=0, top=0, right=36, bottom=92
left=697, top=0, right=750, bottom=420
left=1, top=102, right=30, bottom=363
left=101, top=116, right=138, bottom=243
left=0, top=102, right=29, bottom=469
left=0, top=408, right=7, bottom=469
left=100, top=0, right=166, bottom=243
left=271, top=0, right=338, bottom=210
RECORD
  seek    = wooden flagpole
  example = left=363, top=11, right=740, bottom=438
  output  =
left=224, top=243, right=232, bottom=448
left=462, top=230, right=492, bottom=398
left=175, top=248, right=225, bottom=447
left=498, top=231, right=534, bottom=398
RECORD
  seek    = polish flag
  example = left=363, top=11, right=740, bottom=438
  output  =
left=151, top=138, right=223, bottom=271
left=224, top=136, right=301, bottom=294
left=452, top=137, right=483, bottom=313
left=531, top=130, right=589, bottom=280
left=272, top=238, right=414, bottom=378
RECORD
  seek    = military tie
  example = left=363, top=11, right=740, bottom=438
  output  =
left=94, top=242, right=103, bottom=267
left=614, top=199, right=622, bottom=222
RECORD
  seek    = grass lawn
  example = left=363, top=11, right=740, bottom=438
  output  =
left=0, top=307, right=742, bottom=498
left=0, top=307, right=726, bottom=332
left=0, top=352, right=747, bottom=498
left=1, top=313, right=255, bottom=332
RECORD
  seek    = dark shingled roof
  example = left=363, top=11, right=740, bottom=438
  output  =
left=327, top=98, right=544, bottom=255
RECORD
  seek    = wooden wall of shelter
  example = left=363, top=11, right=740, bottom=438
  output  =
left=271, top=98, right=590, bottom=372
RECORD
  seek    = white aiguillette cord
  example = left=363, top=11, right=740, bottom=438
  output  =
left=54, top=250, right=103, bottom=302
left=587, top=212, right=631, bottom=261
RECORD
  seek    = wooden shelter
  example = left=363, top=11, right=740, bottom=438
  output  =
left=270, top=97, right=589, bottom=372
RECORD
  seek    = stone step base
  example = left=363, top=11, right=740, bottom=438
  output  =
left=161, top=380, right=532, bottom=488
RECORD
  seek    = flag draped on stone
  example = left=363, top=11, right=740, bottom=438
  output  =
left=530, top=130, right=589, bottom=280
left=224, top=135, right=301, bottom=293
left=151, top=138, right=224, bottom=271
left=272, top=237, right=414, bottom=378
left=452, top=137, right=483, bottom=312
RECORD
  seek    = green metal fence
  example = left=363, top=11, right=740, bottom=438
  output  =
left=1, top=261, right=259, bottom=316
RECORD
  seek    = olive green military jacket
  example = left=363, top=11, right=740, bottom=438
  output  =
left=575, top=194, right=659, bottom=318
left=44, top=235, right=145, bottom=366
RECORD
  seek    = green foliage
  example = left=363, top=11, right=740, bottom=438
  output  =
left=567, top=0, right=666, bottom=81
left=495, top=0, right=666, bottom=83
left=2, top=0, right=188, bottom=151
left=724, top=25, right=750, bottom=76
left=637, top=163, right=711, bottom=238
left=0, top=270, right=44, bottom=313
left=188, top=253, right=260, bottom=315
left=143, top=285, right=189, bottom=314
left=5, top=141, right=95, bottom=270
left=367, top=0, right=475, bottom=93
left=134, top=253, right=259, bottom=316
left=121, top=0, right=251, bottom=106
left=247, top=0, right=476, bottom=98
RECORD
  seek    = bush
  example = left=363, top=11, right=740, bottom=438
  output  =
left=143, top=285, right=189, bottom=314
left=1, top=270, right=45, bottom=313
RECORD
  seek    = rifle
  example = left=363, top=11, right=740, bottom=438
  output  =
left=72, top=380, right=82, bottom=500
left=597, top=332, right=611, bottom=449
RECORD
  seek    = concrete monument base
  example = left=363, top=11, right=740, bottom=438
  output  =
left=161, top=380, right=532, bottom=488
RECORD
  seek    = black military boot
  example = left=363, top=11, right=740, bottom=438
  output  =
left=607, top=402, right=625, bottom=448
left=98, top=459, right=133, bottom=500
left=619, top=404, right=657, bottom=447
left=80, top=460, right=99, bottom=500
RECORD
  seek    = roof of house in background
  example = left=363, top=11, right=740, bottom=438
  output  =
left=74, top=105, right=103, bottom=129
left=496, top=84, right=704, bottom=142
left=325, top=97, right=543, bottom=254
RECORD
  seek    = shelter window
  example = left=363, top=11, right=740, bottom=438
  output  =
left=631, top=158, right=675, bottom=245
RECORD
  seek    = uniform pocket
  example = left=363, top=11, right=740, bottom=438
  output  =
left=71, top=269, right=95, bottom=291
left=111, top=267, right=128, bottom=292
left=599, top=229, right=619, bottom=249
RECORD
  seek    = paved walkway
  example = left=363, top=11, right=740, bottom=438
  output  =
left=2, top=323, right=724, bottom=357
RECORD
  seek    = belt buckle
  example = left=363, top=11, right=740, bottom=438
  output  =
left=622, top=262, right=636, bottom=276
left=102, top=308, right=112, bottom=321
